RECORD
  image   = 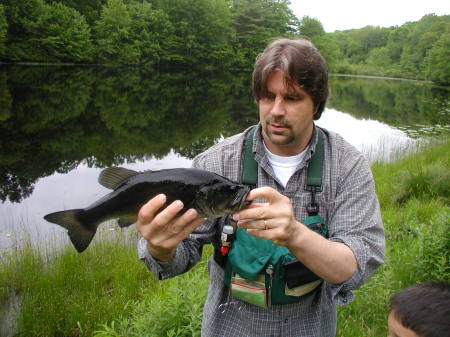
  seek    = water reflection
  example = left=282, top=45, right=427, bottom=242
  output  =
left=0, top=66, right=448, bottom=251
left=328, top=75, right=450, bottom=137
left=0, top=66, right=249, bottom=204
left=317, top=108, right=416, bottom=162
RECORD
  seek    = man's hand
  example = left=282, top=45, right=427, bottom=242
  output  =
left=232, top=186, right=303, bottom=247
left=135, top=194, right=206, bottom=262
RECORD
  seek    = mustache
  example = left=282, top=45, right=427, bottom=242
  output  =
left=266, top=116, right=292, bottom=128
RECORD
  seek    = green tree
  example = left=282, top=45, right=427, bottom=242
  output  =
left=299, top=15, right=324, bottom=37
left=37, top=2, right=92, bottom=62
left=151, top=0, right=235, bottom=67
left=94, top=0, right=138, bottom=64
left=2, top=0, right=92, bottom=62
left=329, top=14, right=449, bottom=83
left=2, top=0, right=48, bottom=61
left=232, top=0, right=298, bottom=68
left=332, top=25, right=390, bottom=63
left=298, top=16, right=340, bottom=72
left=94, top=0, right=174, bottom=65
left=384, top=25, right=410, bottom=63
left=366, top=46, right=392, bottom=68
left=398, top=14, right=449, bottom=78
left=45, top=0, right=106, bottom=25
left=423, top=33, right=450, bottom=85
left=123, top=1, right=173, bottom=65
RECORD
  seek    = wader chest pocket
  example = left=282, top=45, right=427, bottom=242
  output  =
left=283, top=259, right=322, bottom=297
left=231, top=273, right=268, bottom=308
left=284, top=259, right=320, bottom=289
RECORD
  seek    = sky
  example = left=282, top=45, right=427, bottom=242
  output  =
left=289, top=0, right=450, bottom=32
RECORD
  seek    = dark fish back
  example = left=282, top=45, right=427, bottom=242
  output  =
left=84, top=168, right=214, bottom=221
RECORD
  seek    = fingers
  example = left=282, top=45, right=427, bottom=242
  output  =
left=136, top=194, right=206, bottom=238
left=152, top=199, right=185, bottom=228
left=244, top=220, right=290, bottom=246
left=232, top=201, right=273, bottom=223
left=169, top=208, right=204, bottom=235
left=238, top=217, right=281, bottom=232
left=234, top=187, right=289, bottom=221
left=245, top=186, right=284, bottom=203
left=136, top=194, right=168, bottom=227
left=136, top=194, right=206, bottom=261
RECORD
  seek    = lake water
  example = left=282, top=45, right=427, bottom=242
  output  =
left=0, top=66, right=448, bottom=252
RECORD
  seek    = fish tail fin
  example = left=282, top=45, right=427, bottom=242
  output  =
left=44, top=209, right=96, bottom=253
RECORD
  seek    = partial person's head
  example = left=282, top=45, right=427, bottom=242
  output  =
left=388, top=282, right=450, bottom=337
left=252, top=38, right=329, bottom=156
left=252, top=38, right=329, bottom=120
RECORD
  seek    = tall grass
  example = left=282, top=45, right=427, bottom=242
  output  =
left=94, top=251, right=209, bottom=337
left=1, top=139, right=449, bottom=337
left=0, top=230, right=152, bottom=337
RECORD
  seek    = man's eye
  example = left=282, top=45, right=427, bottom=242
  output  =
left=264, top=94, right=275, bottom=100
left=285, top=95, right=300, bottom=101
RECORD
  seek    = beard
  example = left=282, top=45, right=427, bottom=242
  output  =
left=263, top=116, right=295, bottom=145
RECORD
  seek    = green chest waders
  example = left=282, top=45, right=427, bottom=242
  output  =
left=223, top=126, right=329, bottom=308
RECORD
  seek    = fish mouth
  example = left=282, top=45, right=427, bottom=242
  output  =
left=233, top=186, right=251, bottom=211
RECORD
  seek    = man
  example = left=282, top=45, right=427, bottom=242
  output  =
left=388, top=282, right=450, bottom=337
left=136, top=38, right=385, bottom=336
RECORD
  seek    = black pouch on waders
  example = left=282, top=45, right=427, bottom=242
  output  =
left=223, top=125, right=329, bottom=308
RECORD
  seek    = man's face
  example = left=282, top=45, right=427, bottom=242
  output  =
left=388, top=311, right=421, bottom=337
left=258, top=70, right=316, bottom=156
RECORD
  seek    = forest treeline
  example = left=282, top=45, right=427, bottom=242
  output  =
left=0, top=0, right=448, bottom=84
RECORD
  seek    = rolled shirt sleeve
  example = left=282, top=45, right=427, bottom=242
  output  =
left=138, top=220, right=220, bottom=279
left=324, top=139, right=385, bottom=305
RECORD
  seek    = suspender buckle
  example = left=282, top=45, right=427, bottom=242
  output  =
left=305, top=185, right=322, bottom=192
left=305, top=186, right=321, bottom=216
left=306, top=203, right=319, bottom=216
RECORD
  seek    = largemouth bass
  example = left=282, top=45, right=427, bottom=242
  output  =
left=44, top=167, right=251, bottom=252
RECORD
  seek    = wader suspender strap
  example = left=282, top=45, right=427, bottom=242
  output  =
left=242, top=127, right=258, bottom=186
left=305, top=130, right=324, bottom=216
left=242, top=126, right=324, bottom=216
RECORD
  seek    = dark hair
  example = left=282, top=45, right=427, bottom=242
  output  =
left=252, top=38, right=329, bottom=120
left=390, top=282, right=450, bottom=337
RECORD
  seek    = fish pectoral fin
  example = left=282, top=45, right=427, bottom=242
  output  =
left=98, top=167, right=139, bottom=190
left=117, top=217, right=135, bottom=228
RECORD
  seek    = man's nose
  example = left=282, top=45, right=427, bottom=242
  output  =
left=270, top=96, right=285, bottom=116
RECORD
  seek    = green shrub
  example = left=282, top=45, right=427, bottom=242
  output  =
left=394, top=161, right=450, bottom=204
left=94, top=246, right=211, bottom=337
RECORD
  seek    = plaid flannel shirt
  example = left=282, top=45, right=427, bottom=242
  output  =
left=138, top=124, right=385, bottom=337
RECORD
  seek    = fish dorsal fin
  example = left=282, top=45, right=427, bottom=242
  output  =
left=98, top=167, right=139, bottom=190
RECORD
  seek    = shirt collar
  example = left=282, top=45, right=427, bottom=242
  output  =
left=252, top=122, right=320, bottom=170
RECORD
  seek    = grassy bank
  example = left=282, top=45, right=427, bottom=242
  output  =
left=1, top=139, right=449, bottom=337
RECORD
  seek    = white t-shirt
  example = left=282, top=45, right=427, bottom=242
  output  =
left=263, top=142, right=307, bottom=187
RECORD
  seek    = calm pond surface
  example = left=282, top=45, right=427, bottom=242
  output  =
left=0, top=66, right=449, bottom=252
